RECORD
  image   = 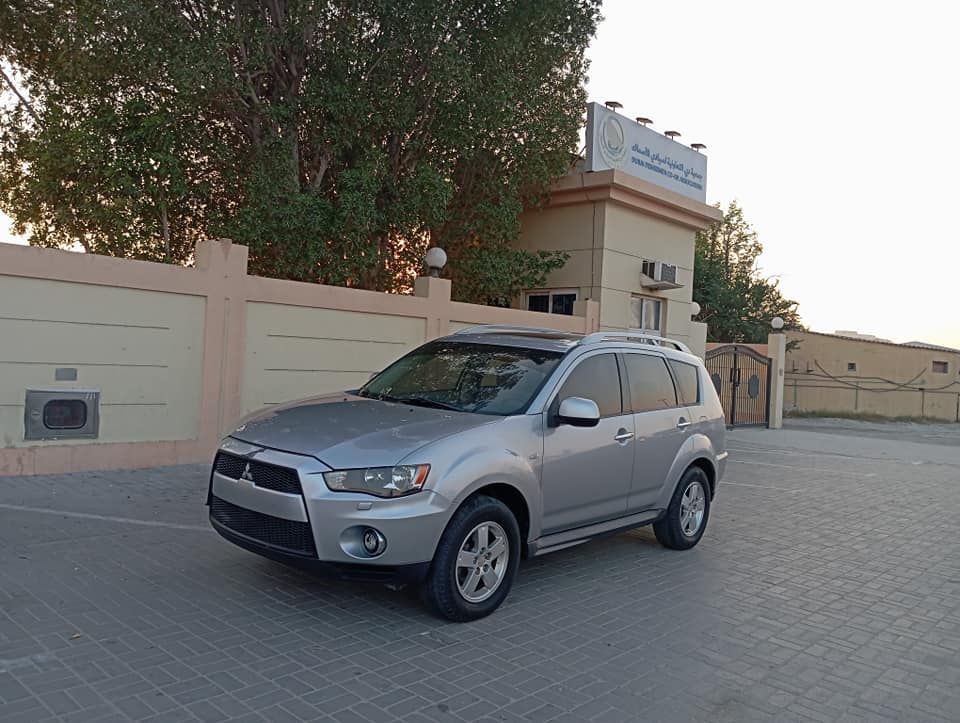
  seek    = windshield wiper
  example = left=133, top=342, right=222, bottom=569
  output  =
left=393, top=396, right=463, bottom=412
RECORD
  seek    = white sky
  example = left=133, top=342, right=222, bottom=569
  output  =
left=3, top=1, right=958, bottom=347
left=586, top=0, right=959, bottom=348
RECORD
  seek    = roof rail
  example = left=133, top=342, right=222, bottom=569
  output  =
left=452, top=324, right=581, bottom=338
left=449, top=324, right=691, bottom=354
left=580, top=331, right=691, bottom=353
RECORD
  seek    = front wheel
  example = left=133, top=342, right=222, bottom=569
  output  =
left=421, top=494, right=520, bottom=622
left=653, top=467, right=711, bottom=550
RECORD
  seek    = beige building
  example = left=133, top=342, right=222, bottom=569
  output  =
left=515, top=169, right=721, bottom=354
left=784, top=330, right=960, bottom=421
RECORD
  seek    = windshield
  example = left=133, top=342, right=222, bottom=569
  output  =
left=358, top=341, right=563, bottom=416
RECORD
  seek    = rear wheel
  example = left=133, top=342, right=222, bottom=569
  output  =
left=653, top=467, right=711, bottom=550
left=421, top=494, right=520, bottom=622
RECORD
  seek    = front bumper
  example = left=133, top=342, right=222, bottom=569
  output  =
left=209, top=515, right=430, bottom=583
left=207, top=438, right=451, bottom=580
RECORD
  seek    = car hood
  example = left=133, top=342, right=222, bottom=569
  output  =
left=229, top=392, right=498, bottom=469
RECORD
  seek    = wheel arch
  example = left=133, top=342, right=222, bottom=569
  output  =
left=462, top=483, right=532, bottom=558
left=686, top=457, right=717, bottom=499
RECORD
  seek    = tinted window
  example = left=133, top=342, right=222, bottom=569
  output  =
left=669, top=360, right=700, bottom=405
left=360, top=342, right=562, bottom=416
left=551, top=293, right=577, bottom=315
left=527, top=294, right=549, bottom=313
left=556, top=354, right=622, bottom=417
left=623, top=354, right=678, bottom=412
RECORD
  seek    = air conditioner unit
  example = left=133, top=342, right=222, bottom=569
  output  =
left=640, top=259, right=682, bottom=289
left=652, top=261, right=677, bottom=284
left=642, top=260, right=677, bottom=281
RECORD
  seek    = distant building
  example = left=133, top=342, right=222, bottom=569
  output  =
left=784, top=330, right=960, bottom=421
left=833, top=330, right=891, bottom=342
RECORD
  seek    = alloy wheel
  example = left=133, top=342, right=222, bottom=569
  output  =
left=455, top=521, right=510, bottom=603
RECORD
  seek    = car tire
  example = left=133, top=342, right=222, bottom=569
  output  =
left=653, top=467, right=711, bottom=550
left=421, top=494, right=521, bottom=622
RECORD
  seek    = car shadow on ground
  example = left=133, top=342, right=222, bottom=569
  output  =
left=233, top=524, right=672, bottom=624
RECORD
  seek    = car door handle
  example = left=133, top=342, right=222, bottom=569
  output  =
left=676, top=419, right=691, bottom=429
left=614, top=430, right=634, bottom=442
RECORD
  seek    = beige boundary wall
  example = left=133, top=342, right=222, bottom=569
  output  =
left=0, top=240, right=599, bottom=476
left=784, top=330, right=960, bottom=421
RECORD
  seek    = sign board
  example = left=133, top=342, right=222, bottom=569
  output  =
left=585, top=102, right=707, bottom=202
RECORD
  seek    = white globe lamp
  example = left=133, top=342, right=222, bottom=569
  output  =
left=690, top=301, right=701, bottom=317
left=771, top=316, right=785, bottom=331
left=425, top=247, right=447, bottom=277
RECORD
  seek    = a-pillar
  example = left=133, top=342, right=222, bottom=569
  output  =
left=767, top=331, right=786, bottom=429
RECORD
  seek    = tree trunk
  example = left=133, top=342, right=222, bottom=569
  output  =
left=160, top=202, right=171, bottom=262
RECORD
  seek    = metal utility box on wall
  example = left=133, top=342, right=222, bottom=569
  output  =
left=24, top=389, right=101, bottom=441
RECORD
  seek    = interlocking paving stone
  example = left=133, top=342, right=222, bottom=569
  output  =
left=1, top=421, right=959, bottom=721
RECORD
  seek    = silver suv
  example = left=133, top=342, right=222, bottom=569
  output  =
left=207, top=326, right=727, bottom=621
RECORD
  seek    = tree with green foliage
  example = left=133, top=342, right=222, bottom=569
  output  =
left=0, top=0, right=601, bottom=303
left=693, top=201, right=803, bottom=342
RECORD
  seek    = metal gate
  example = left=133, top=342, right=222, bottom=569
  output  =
left=704, top=345, right=772, bottom=427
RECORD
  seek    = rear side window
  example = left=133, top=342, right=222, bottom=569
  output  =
left=669, top=360, right=701, bottom=405
left=556, top=353, right=622, bottom=417
left=622, top=354, right=678, bottom=412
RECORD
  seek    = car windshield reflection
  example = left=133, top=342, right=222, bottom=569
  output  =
left=359, top=342, right=563, bottom=416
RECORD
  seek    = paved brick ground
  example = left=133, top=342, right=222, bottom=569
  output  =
left=1, top=424, right=959, bottom=722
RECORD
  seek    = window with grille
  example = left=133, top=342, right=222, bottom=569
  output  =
left=525, top=289, right=578, bottom=316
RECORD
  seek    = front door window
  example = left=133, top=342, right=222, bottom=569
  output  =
left=554, top=353, right=622, bottom=417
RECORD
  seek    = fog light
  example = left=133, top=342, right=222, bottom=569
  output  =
left=361, top=528, right=387, bottom=556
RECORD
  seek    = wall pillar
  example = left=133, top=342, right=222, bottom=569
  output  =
left=767, top=332, right=786, bottom=429
left=688, top=321, right=708, bottom=359
left=414, top=276, right=452, bottom=340
left=195, top=239, right=249, bottom=447
left=574, top=299, right=601, bottom=332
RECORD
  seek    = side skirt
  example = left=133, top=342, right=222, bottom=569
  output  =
left=527, top=509, right=664, bottom=558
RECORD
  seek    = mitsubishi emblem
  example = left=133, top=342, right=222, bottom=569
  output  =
left=240, top=463, right=254, bottom=482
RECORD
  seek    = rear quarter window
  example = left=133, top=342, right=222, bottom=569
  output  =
left=669, top=360, right=701, bottom=406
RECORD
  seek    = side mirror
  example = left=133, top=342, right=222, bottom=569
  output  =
left=557, top=396, right=600, bottom=427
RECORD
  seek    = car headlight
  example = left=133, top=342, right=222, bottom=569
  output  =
left=323, top=464, right=430, bottom=498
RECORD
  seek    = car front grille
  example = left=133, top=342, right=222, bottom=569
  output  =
left=214, top=452, right=302, bottom=495
left=210, top=495, right=317, bottom=556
